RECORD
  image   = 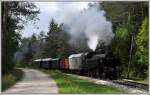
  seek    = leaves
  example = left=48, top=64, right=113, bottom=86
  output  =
left=43, top=19, right=70, bottom=58
left=135, top=17, right=148, bottom=65
left=2, top=1, right=39, bottom=74
left=102, top=2, right=148, bottom=78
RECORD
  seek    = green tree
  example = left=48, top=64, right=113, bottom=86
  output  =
left=101, top=2, right=148, bottom=29
left=2, top=1, right=39, bottom=74
left=16, top=33, right=40, bottom=67
left=43, top=19, right=59, bottom=58
left=111, top=15, right=135, bottom=78
left=33, top=31, right=46, bottom=59
left=42, top=19, right=70, bottom=58
left=101, top=2, right=148, bottom=79
left=134, top=17, right=148, bottom=78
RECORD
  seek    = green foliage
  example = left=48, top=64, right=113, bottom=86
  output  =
left=112, top=15, right=134, bottom=61
left=2, top=1, right=39, bottom=74
left=134, top=78, right=149, bottom=85
left=115, top=23, right=128, bottom=41
left=101, top=2, right=126, bottom=27
left=16, top=34, right=40, bottom=67
left=2, top=68, right=23, bottom=91
left=43, top=70, right=125, bottom=94
left=135, top=17, right=148, bottom=65
left=131, top=17, right=148, bottom=78
left=101, top=2, right=148, bottom=79
left=101, top=2, right=148, bottom=28
left=43, top=20, right=70, bottom=58
left=111, top=16, right=134, bottom=78
left=16, top=20, right=70, bottom=67
left=34, top=31, right=46, bottom=58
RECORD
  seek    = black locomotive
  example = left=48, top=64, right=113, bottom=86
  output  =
left=84, top=49, right=118, bottom=79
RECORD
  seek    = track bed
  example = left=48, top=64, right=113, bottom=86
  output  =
left=112, top=79, right=148, bottom=91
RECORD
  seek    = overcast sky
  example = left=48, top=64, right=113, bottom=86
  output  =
left=22, top=2, right=90, bottom=37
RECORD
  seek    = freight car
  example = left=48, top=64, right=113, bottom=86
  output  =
left=59, top=58, right=69, bottom=72
left=69, top=53, right=83, bottom=70
left=41, top=58, right=52, bottom=69
left=51, top=58, right=60, bottom=69
left=34, top=58, right=52, bottom=69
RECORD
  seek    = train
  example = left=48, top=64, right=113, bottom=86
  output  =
left=33, top=49, right=119, bottom=79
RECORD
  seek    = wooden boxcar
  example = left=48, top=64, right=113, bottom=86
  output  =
left=59, top=58, right=69, bottom=70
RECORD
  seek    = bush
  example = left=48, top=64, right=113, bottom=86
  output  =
left=2, top=68, right=24, bottom=91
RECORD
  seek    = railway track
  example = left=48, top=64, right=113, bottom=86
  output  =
left=112, top=79, right=149, bottom=91
left=66, top=73, right=148, bottom=93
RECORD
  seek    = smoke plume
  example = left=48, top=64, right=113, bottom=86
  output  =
left=55, top=3, right=114, bottom=51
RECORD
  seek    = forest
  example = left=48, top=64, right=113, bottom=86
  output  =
left=2, top=1, right=148, bottom=82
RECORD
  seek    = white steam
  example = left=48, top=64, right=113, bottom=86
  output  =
left=88, top=35, right=99, bottom=51
left=54, top=3, right=114, bottom=51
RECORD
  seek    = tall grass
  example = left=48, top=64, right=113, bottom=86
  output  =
left=43, top=70, right=126, bottom=94
left=2, top=68, right=23, bottom=91
left=135, top=79, right=149, bottom=85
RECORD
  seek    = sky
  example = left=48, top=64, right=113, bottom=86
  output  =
left=22, top=2, right=90, bottom=37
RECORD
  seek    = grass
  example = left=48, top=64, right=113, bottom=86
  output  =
left=2, top=68, right=24, bottom=91
left=134, top=79, right=149, bottom=85
left=43, top=70, right=126, bottom=94
left=124, top=77, right=149, bottom=85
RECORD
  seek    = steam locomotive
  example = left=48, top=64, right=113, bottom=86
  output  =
left=34, top=49, right=119, bottom=79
